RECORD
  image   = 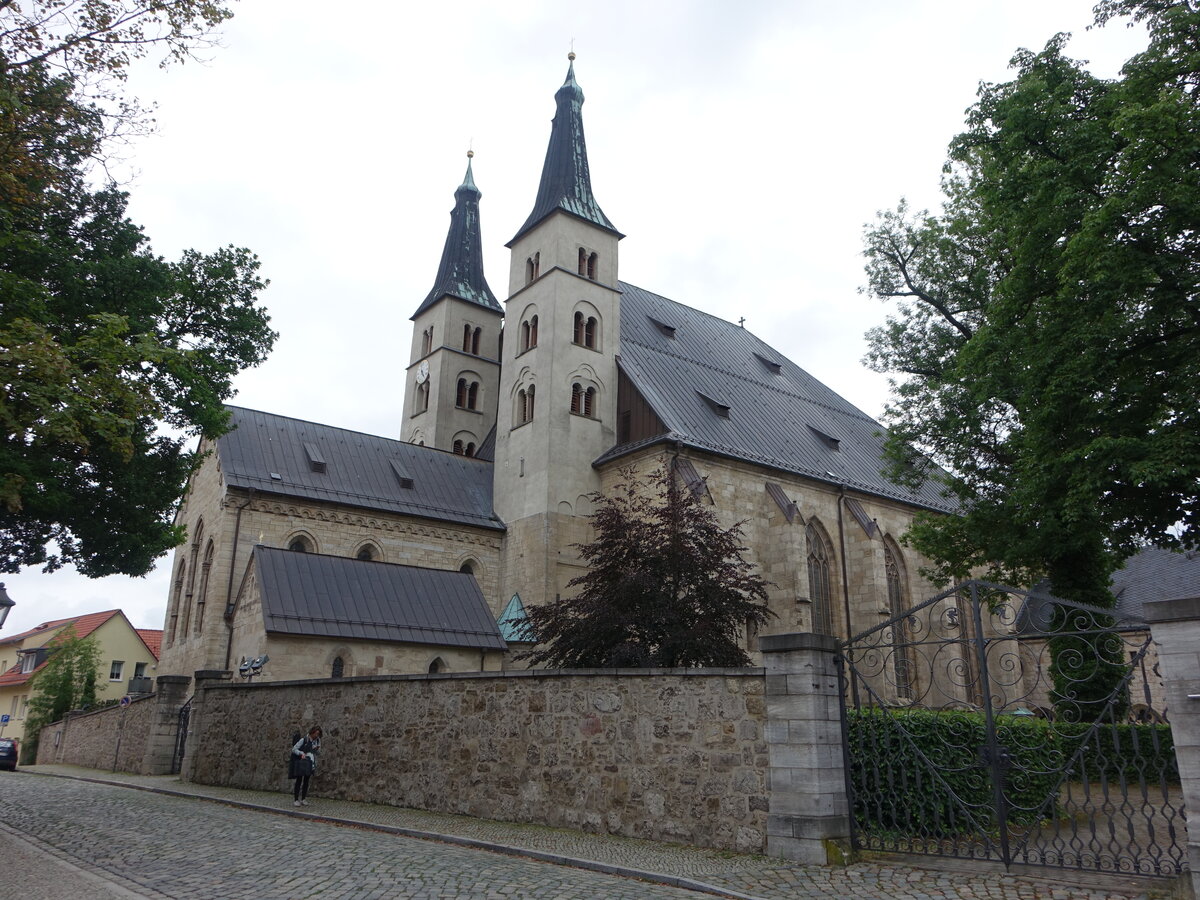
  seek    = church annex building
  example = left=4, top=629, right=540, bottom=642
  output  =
left=157, top=56, right=954, bottom=687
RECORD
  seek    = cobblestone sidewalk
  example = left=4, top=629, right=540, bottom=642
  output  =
left=23, top=765, right=1170, bottom=900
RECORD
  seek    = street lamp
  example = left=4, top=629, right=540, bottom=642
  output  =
left=238, top=654, right=269, bottom=682
left=0, top=584, right=14, bottom=631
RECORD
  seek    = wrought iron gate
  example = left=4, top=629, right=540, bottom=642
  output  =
left=171, top=697, right=192, bottom=776
left=837, top=580, right=1185, bottom=877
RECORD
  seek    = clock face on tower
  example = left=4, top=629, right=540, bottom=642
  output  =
left=415, top=360, right=429, bottom=384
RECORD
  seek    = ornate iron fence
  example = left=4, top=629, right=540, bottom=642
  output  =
left=837, top=580, right=1185, bottom=876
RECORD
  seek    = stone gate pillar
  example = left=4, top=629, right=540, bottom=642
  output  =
left=182, top=669, right=231, bottom=783
left=142, top=674, right=192, bottom=775
left=760, top=632, right=853, bottom=864
left=1143, top=596, right=1200, bottom=897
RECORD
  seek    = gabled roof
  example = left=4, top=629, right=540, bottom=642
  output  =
left=217, top=407, right=504, bottom=531
left=508, top=57, right=621, bottom=247
left=411, top=156, right=502, bottom=319
left=0, top=609, right=124, bottom=688
left=136, top=629, right=163, bottom=660
left=252, top=546, right=507, bottom=650
left=605, top=282, right=955, bottom=513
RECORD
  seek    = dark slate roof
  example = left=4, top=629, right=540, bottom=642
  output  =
left=217, top=407, right=503, bottom=531
left=1019, top=548, right=1200, bottom=633
left=1111, top=547, right=1200, bottom=621
left=253, top=546, right=507, bottom=650
left=604, top=282, right=955, bottom=513
left=508, top=58, right=621, bottom=246
left=412, top=157, right=502, bottom=319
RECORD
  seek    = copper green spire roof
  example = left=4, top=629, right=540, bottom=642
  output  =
left=413, top=153, right=502, bottom=320
left=508, top=55, right=622, bottom=247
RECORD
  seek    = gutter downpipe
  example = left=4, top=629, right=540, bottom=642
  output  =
left=836, top=485, right=860, bottom=707
left=223, top=488, right=255, bottom=671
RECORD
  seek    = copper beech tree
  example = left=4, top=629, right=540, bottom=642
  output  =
left=519, top=465, right=773, bottom=668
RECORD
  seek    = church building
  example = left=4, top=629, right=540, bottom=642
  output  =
left=156, top=56, right=953, bottom=685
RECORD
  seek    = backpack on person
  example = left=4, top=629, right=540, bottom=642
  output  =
left=287, top=731, right=303, bottom=779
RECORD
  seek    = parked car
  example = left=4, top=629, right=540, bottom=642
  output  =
left=0, top=737, right=18, bottom=771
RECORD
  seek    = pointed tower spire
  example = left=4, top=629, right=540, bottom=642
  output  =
left=508, top=53, right=622, bottom=247
left=412, top=151, right=501, bottom=319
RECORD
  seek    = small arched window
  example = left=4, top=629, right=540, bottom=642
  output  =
left=573, top=313, right=598, bottom=349
left=521, top=320, right=531, bottom=352
left=573, top=311, right=584, bottom=344
left=462, top=324, right=472, bottom=352
left=467, top=382, right=479, bottom=410
left=471, top=327, right=481, bottom=355
left=453, top=440, right=464, bottom=455
left=517, top=386, right=536, bottom=424
left=578, top=247, right=587, bottom=275
left=331, top=656, right=344, bottom=679
left=288, top=536, right=313, bottom=553
left=465, top=442, right=476, bottom=457
left=429, top=657, right=446, bottom=674
left=587, top=252, right=598, bottom=280
left=421, top=327, right=433, bottom=355
left=529, top=315, right=538, bottom=348
left=584, top=386, right=596, bottom=417
left=525, top=252, right=540, bottom=284
left=526, top=384, right=535, bottom=422
left=571, top=382, right=582, bottom=414
left=456, top=378, right=467, bottom=408
left=417, top=381, right=429, bottom=412
left=356, top=545, right=376, bottom=561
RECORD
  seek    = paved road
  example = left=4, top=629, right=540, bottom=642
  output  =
left=0, top=773, right=712, bottom=899
left=1, top=769, right=1164, bottom=900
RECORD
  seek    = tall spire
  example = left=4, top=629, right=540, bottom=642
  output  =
left=412, top=152, right=501, bottom=319
left=508, top=53, right=621, bottom=247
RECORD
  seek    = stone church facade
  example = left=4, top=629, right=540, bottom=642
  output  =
left=157, top=56, right=953, bottom=687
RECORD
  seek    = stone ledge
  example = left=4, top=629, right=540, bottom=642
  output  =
left=759, top=633, right=838, bottom=654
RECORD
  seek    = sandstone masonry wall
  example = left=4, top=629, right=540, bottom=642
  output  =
left=190, top=668, right=768, bottom=852
left=36, top=696, right=155, bottom=772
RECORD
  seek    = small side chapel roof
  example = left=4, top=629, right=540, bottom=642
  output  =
left=253, top=547, right=507, bottom=650
left=217, top=407, right=504, bottom=531
left=605, top=282, right=956, bottom=514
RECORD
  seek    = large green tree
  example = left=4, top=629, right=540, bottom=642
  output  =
left=862, top=0, right=1199, bottom=718
left=519, top=465, right=773, bottom=668
left=1, top=2, right=275, bottom=576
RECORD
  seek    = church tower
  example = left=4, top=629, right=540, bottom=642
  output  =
left=494, top=54, right=624, bottom=612
left=402, top=153, right=503, bottom=456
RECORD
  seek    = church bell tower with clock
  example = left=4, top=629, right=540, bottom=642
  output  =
left=401, top=152, right=503, bottom=455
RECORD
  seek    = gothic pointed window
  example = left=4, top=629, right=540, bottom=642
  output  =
left=886, top=544, right=915, bottom=700
left=806, top=522, right=834, bottom=635
left=331, top=656, right=344, bottom=678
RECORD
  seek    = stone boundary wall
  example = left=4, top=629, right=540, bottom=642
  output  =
left=190, top=668, right=769, bottom=852
left=36, top=697, right=154, bottom=772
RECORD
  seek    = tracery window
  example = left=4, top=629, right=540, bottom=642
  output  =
left=886, top=544, right=915, bottom=700
left=806, top=522, right=834, bottom=635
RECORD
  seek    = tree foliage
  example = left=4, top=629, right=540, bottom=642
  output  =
left=21, top=625, right=102, bottom=761
left=1, top=1, right=275, bottom=576
left=862, top=0, right=1199, bottom=718
left=519, top=464, right=773, bottom=668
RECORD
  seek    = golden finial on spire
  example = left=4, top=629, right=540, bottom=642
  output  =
left=568, top=39, right=576, bottom=61
left=467, top=149, right=474, bottom=159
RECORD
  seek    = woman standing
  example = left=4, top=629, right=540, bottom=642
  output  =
left=290, top=726, right=322, bottom=807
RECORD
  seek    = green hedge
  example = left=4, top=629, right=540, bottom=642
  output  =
left=847, top=708, right=1177, bottom=836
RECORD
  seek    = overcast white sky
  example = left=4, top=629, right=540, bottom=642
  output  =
left=2, top=0, right=1151, bottom=638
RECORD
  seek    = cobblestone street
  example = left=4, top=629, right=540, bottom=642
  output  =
left=0, top=769, right=1170, bottom=899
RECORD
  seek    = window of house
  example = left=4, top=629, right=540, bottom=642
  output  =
left=19, top=652, right=35, bottom=674
left=134, top=662, right=147, bottom=678
left=109, top=660, right=125, bottom=682
left=18, top=695, right=28, bottom=719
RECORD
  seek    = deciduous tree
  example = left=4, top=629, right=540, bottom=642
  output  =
left=861, top=0, right=1199, bottom=718
left=20, top=625, right=102, bottom=761
left=519, top=464, right=773, bottom=668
